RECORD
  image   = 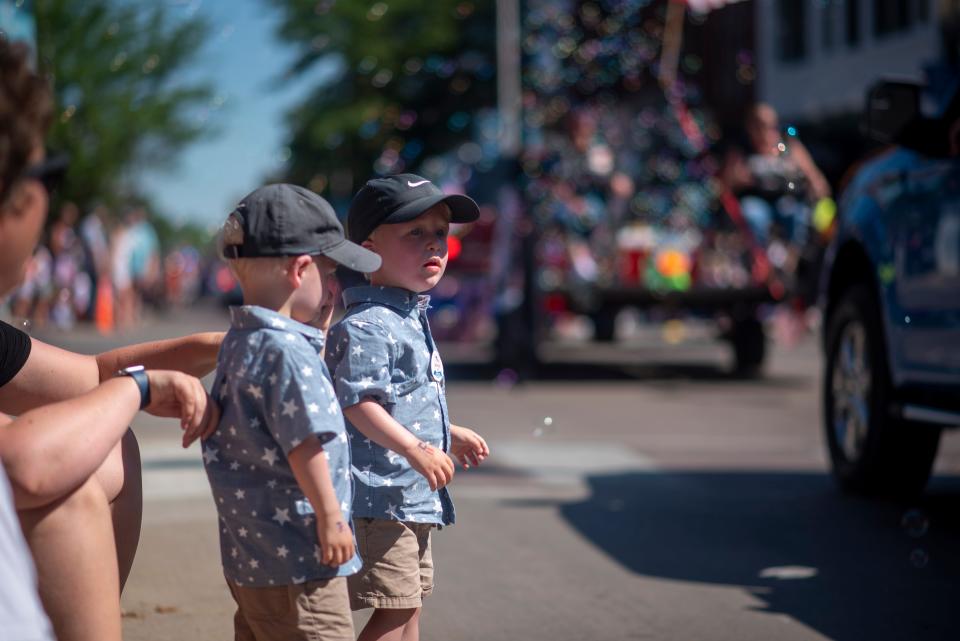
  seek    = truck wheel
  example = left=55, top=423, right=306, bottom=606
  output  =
left=731, top=316, right=765, bottom=376
left=592, top=306, right=616, bottom=342
left=823, top=284, right=941, bottom=496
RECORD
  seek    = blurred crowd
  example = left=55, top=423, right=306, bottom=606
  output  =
left=6, top=202, right=213, bottom=332
left=508, top=0, right=838, bottom=343
left=524, top=98, right=833, bottom=293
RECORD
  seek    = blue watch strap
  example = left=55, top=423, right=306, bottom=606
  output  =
left=118, top=366, right=150, bottom=410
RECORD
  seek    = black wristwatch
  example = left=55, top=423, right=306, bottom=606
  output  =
left=117, top=365, right=151, bottom=410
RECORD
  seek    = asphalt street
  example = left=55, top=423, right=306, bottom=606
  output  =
left=30, top=306, right=960, bottom=641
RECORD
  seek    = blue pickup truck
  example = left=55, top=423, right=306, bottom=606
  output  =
left=820, top=81, right=960, bottom=496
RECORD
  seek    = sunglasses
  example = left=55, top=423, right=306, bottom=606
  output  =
left=21, top=153, right=69, bottom=197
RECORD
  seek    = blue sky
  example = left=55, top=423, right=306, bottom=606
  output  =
left=140, top=0, right=334, bottom=229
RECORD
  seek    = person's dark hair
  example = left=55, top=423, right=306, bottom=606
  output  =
left=0, top=39, right=53, bottom=208
left=711, top=129, right=750, bottom=159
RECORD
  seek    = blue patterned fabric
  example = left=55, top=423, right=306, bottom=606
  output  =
left=204, top=305, right=362, bottom=587
left=325, top=285, right=455, bottom=526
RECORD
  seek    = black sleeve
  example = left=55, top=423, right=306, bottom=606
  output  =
left=0, top=320, right=32, bottom=388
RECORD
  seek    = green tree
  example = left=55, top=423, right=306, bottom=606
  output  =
left=269, top=0, right=496, bottom=200
left=35, top=0, right=215, bottom=211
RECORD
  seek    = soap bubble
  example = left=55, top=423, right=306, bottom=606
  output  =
left=495, top=368, right=518, bottom=389
left=910, top=548, right=929, bottom=569
left=533, top=416, right=554, bottom=438
left=901, top=509, right=929, bottom=538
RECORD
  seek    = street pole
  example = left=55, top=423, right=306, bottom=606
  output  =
left=496, top=0, right=521, bottom=158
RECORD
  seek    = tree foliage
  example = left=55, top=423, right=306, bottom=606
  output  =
left=269, top=0, right=497, bottom=200
left=35, top=0, right=215, bottom=212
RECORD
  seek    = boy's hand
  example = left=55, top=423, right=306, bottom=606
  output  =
left=316, top=511, right=354, bottom=566
left=450, top=425, right=490, bottom=469
left=402, top=440, right=455, bottom=491
left=143, top=370, right=220, bottom=448
left=310, top=300, right=335, bottom=333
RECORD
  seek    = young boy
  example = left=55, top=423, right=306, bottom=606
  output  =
left=203, top=183, right=381, bottom=641
left=325, top=174, right=490, bottom=641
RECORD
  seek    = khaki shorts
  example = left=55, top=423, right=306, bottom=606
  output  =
left=349, top=518, right=434, bottom=610
left=228, top=577, right=354, bottom=641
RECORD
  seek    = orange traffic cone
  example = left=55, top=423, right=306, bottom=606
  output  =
left=94, top=276, right=114, bottom=335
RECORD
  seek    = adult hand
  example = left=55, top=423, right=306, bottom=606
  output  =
left=402, top=440, right=455, bottom=491
left=144, top=370, right=219, bottom=448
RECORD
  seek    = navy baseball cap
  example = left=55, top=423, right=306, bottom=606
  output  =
left=347, top=174, right=480, bottom=243
left=221, top=184, right=381, bottom=273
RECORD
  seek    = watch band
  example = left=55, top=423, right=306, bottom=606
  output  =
left=117, top=366, right=150, bottom=410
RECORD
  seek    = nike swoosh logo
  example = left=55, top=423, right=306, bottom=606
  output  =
left=407, top=180, right=430, bottom=188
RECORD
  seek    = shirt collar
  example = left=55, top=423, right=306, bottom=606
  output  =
left=342, top=285, right=431, bottom=315
left=228, top=305, right=325, bottom=344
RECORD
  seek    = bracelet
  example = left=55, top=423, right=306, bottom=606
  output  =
left=117, top=366, right=150, bottom=410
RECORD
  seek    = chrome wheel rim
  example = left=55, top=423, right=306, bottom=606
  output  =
left=831, top=320, right=871, bottom=462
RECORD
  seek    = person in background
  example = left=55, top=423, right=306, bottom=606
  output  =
left=741, top=103, right=831, bottom=247
left=743, top=104, right=832, bottom=343
left=126, top=206, right=162, bottom=310
left=48, top=202, right=83, bottom=328
left=79, top=204, right=111, bottom=321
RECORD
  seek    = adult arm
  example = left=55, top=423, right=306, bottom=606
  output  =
left=791, top=140, right=831, bottom=200
left=344, top=400, right=454, bottom=491
left=0, top=370, right=216, bottom=509
left=94, top=332, right=223, bottom=381
left=288, top=438, right=354, bottom=566
left=0, top=331, right=223, bottom=415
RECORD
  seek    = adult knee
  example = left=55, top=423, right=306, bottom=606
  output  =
left=96, top=428, right=141, bottom=504
left=17, top=473, right=113, bottom=555
left=44, top=474, right=111, bottom=524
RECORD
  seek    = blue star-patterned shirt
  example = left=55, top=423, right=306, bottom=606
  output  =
left=204, top=305, right=362, bottom=588
left=325, top=286, right=455, bottom=526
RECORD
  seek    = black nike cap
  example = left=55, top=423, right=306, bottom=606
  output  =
left=347, top=173, right=480, bottom=244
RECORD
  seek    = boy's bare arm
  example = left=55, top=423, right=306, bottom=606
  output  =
left=344, top=400, right=455, bottom=491
left=288, top=438, right=354, bottom=567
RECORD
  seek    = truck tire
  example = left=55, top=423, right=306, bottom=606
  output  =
left=731, top=316, right=765, bottom=376
left=592, top=305, right=617, bottom=342
left=823, top=284, right=941, bottom=497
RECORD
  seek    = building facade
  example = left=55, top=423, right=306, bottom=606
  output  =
left=755, top=0, right=941, bottom=120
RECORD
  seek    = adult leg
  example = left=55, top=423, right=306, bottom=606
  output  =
left=19, top=475, right=123, bottom=641
left=358, top=608, right=418, bottom=641
left=400, top=607, right=422, bottom=641
left=95, top=428, right=143, bottom=591
left=739, top=196, right=773, bottom=246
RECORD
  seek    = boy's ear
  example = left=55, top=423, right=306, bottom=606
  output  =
left=288, top=255, right=313, bottom=287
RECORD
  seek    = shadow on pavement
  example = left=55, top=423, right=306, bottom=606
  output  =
left=545, top=471, right=960, bottom=641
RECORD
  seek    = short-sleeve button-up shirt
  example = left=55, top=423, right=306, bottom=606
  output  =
left=204, top=305, right=362, bottom=588
left=325, top=286, right=455, bottom=526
